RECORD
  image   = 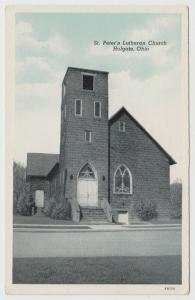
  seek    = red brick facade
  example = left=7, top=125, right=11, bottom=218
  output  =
left=27, top=67, right=175, bottom=222
left=109, top=111, right=172, bottom=221
left=59, top=68, right=109, bottom=206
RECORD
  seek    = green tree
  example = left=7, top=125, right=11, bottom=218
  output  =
left=13, top=161, right=26, bottom=214
left=16, top=182, right=31, bottom=216
left=170, top=179, right=182, bottom=218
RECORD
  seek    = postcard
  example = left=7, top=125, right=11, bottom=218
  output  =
left=5, top=5, right=189, bottom=294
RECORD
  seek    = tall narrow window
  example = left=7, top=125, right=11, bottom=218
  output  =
left=75, top=99, right=82, bottom=116
left=119, top=121, right=126, bottom=132
left=64, top=104, right=66, bottom=119
left=94, top=101, right=101, bottom=118
left=85, top=130, right=91, bottom=142
left=114, top=165, right=132, bottom=194
left=83, top=75, right=94, bottom=90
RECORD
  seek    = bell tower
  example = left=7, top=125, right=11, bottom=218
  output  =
left=59, top=67, right=109, bottom=206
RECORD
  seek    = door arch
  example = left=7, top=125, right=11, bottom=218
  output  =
left=77, top=163, right=98, bottom=207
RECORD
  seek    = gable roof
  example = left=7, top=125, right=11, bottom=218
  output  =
left=26, top=153, right=59, bottom=177
left=109, top=107, right=176, bottom=165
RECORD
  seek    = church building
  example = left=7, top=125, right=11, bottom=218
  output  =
left=26, top=67, right=176, bottom=223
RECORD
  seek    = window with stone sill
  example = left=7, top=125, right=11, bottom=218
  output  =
left=85, top=130, right=92, bottom=143
left=94, top=101, right=101, bottom=118
left=75, top=99, right=82, bottom=116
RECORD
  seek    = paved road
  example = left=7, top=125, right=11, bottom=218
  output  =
left=13, top=226, right=181, bottom=258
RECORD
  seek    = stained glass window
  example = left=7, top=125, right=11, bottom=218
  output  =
left=114, top=165, right=132, bottom=194
left=79, top=163, right=95, bottom=179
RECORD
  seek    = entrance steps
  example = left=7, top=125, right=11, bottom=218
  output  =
left=80, top=206, right=110, bottom=224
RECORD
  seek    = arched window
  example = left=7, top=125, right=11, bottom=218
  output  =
left=78, top=163, right=95, bottom=179
left=114, top=164, right=132, bottom=194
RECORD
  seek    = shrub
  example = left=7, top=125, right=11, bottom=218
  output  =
left=51, top=202, right=72, bottom=220
left=43, top=198, right=57, bottom=217
left=134, top=200, right=158, bottom=221
left=43, top=197, right=71, bottom=220
left=170, top=180, right=182, bottom=219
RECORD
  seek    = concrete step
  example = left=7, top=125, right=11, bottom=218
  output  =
left=80, top=207, right=109, bottom=223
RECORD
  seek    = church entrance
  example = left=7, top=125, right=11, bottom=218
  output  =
left=35, top=190, right=44, bottom=207
left=34, top=190, right=44, bottom=216
left=77, top=163, right=98, bottom=207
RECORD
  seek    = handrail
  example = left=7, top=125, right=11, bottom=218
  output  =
left=100, top=198, right=113, bottom=222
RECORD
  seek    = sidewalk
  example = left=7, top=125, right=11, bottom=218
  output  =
left=13, top=222, right=181, bottom=233
left=13, top=224, right=181, bottom=258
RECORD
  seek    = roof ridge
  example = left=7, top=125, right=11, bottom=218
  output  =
left=109, top=107, right=176, bottom=165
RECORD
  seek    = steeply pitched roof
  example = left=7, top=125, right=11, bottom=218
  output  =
left=109, top=107, right=176, bottom=165
left=26, top=153, right=59, bottom=177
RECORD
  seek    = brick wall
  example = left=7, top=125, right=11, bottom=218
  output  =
left=109, top=112, right=171, bottom=221
left=48, top=165, right=59, bottom=198
left=59, top=68, right=109, bottom=205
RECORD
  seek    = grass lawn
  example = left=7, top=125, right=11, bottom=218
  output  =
left=150, top=218, right=181, bottom=224
left=13, top=215, right=75, bottom=225
left=13, top=214, right=181, bottom=226
left=13, top=256, right=181, bottom=284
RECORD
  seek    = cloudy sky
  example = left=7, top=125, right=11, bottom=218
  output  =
left=15, top=13, right=182, bottom=181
